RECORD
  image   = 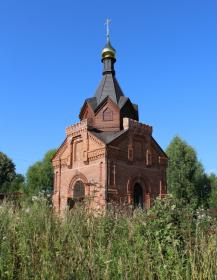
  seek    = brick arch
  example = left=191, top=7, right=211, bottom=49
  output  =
left=68, top=173, right=88, bottom=197
left=127, top=175, right=150, bottom=194
left=127, top=175, right=151, bottom=208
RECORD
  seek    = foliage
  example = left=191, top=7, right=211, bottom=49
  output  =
left=0, top=174, right=25, bottom=194
left=0, top=152, right=16, bottom=188
left=0, top=196, right=217, bottom=280
left=166, top=136, right=210, bottom=207
left=26, top=149, right=57, bottom=195
left=0, top=152, right=24, bottom=193
left=208, top=173, right=217, bottom=208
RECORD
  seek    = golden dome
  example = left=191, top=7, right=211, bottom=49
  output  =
left=102, top=40, right=116, bottom=60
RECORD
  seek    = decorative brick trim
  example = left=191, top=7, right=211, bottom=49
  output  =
left=88, top=148, right=105, bottom=161
left=88, top=133, right=105, bottom=147
left=66, top=119, right=92, bottom=136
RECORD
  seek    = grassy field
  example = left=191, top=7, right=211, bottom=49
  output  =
left=0, top=195, right=217, bottom=280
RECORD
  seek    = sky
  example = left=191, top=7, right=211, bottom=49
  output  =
left=0, top=0, right=217, bottom=176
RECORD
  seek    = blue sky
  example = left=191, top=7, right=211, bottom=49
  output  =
left=0, top=0, right=217, bottom=175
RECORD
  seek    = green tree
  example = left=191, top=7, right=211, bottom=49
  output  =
left=26, top=149, right=57, bottom=194
left=0, top=152, right=16, bottom=187
left=0, top=152, right=24, bottom=193
left=166, top=136, right=210, bottom=207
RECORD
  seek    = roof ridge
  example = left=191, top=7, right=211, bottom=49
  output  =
left=113, top=76, right=124, bottom=101
left=98, top=75, right=107, bottom=103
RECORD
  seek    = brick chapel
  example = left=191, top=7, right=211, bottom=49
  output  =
left=52, top=28, right=168, bottom=213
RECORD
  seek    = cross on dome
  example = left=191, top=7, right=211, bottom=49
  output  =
left=102, top=18, right=116, bottom=61
left=105, top=18, right=111, bottom=43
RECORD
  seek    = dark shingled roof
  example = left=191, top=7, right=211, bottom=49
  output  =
left=82, top=77, right=138, bottom=114
left=90, top=129, right=128, bottom=144
left=94, top=73, right=124, bottom=105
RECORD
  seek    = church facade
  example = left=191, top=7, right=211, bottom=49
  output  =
left=52, top=35, right=168, bottom=213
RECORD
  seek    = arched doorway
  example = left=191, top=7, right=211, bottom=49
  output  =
left=133, top=183, right=143, bottom=209
left=67, top=180, right=85, bottom=210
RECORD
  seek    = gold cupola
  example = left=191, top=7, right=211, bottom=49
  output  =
left=102, top=40, right=116, bottom=60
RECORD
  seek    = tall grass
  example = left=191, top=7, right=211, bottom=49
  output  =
left=0, top=196, right=217, bottom=280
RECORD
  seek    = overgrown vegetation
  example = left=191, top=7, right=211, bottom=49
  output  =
left=0, top=195, right=217, bottom=280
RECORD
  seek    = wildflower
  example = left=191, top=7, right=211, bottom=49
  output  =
left=32, top=196, right=38, bottom=202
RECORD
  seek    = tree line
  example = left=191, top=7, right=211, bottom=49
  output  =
left=0, top=136, right=217, bottom=208
left=0, top=149, right=56, bottom=196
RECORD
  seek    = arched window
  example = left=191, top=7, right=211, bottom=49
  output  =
left=103, top=108, right=113, bottom=121
left=73, top=180, right=85, bottom=200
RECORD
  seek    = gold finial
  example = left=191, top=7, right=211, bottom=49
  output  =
left=102, top=18, right=116, bottom=60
